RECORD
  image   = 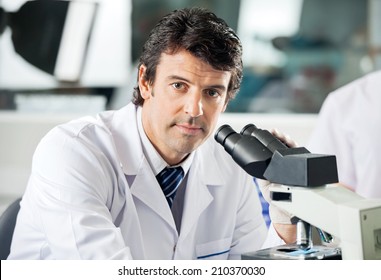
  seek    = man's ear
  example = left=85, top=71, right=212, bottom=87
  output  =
left=138, top=65, right=151, bottom=99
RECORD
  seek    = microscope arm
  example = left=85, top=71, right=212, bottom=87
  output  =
left=269, top=184, right=381, bottom=259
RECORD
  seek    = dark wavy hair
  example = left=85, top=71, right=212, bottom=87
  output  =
left=132, top=7, right=243, bottom=106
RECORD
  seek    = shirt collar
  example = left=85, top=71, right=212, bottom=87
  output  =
left=137, top=106, right=193, bottom=177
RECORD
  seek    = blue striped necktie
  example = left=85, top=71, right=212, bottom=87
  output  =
left=156, top=166, right=184, bottom=207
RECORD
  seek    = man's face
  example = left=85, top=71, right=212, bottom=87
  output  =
left=139, top=49, right=231, bottom=165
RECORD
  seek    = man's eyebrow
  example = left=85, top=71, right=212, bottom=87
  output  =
left=167, top=75, right=191, bottom=83
left=167, top=75, right=227, bottom=91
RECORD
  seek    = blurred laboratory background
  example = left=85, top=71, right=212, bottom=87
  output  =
left=1, top=0, right=380, bottom=114
left=0, top=0, right=381, bottom=200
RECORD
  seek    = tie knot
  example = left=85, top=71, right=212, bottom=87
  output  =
left=156, top=166, right=184, bottom=207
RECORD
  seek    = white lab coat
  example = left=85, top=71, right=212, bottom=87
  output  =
left=9, top=103, right=275, bottom=259
left=307, top=70, right=381, bottom=198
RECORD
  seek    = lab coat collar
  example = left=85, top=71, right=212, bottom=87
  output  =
left=111, top=104, right=177, bottom=229
left=130, top=134, right=227, bottom=237
left=108, top=103, right=145, bottom=175
left=131, top=159, right=177, bottom=229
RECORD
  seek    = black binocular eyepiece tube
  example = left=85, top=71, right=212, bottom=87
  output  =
left=214, top=124, right=273, bottom=178
left=215, top=123, right=339, bottom=186
left=214, top=125, right=241, bottom=155
left=240, top=124, right=288, bottom=153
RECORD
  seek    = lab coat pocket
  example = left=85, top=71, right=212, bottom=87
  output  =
left=196, top=237, right=232, bottom=259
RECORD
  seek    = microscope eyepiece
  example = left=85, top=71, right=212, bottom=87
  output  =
left=214, top=124, right=273, bottom=178
left=240, top=123, right=258, bottom=135
left=214, top=124, right=235, bottom=145
left=241, top=123, right=288, bottom=153
left=214, top=125, right=243, bottom=155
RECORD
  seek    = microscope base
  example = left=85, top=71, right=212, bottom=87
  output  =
left=242, top=244, right=342, bottom=260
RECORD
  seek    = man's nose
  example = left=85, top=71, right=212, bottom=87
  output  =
left=184, top=91, right=203, bottom=118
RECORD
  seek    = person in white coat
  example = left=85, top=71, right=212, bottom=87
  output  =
left=8, top=8, right=296, bottom=260
left=307, top=70, right=381, bottom=198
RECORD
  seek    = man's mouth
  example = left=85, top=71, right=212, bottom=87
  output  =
left=176, top=123, right=204, bottom=135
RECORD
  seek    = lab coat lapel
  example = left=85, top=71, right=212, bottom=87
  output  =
left=180, top=170, right=212, bottom=239
left=179, top=145, right=225, bottom=240
left=130, top=160, right=177, bottom=231
left=108, top=104, right=176, bottom=231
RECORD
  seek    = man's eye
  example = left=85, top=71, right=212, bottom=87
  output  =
left=172, top=82, right=184, bottom=89
left=206, top=89, right=220, bottom=97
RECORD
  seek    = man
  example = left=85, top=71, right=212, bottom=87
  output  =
left=308, top=70, right=381, bottom=199
left=9, top=7, right=295, bottom=260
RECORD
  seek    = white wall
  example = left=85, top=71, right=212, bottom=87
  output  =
left=0, top=112, right=317, bottom=199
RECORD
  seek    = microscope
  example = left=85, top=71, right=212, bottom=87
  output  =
left=215, top=124, right=381, bottom=260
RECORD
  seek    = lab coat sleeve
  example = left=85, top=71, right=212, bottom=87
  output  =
left=308, top=71, right=381, bottom=198
left=307, top=93, right=341, bottom=155
left=307, top=93, right=354, bottom=186
left=21, top=126, right=134, bottom=259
